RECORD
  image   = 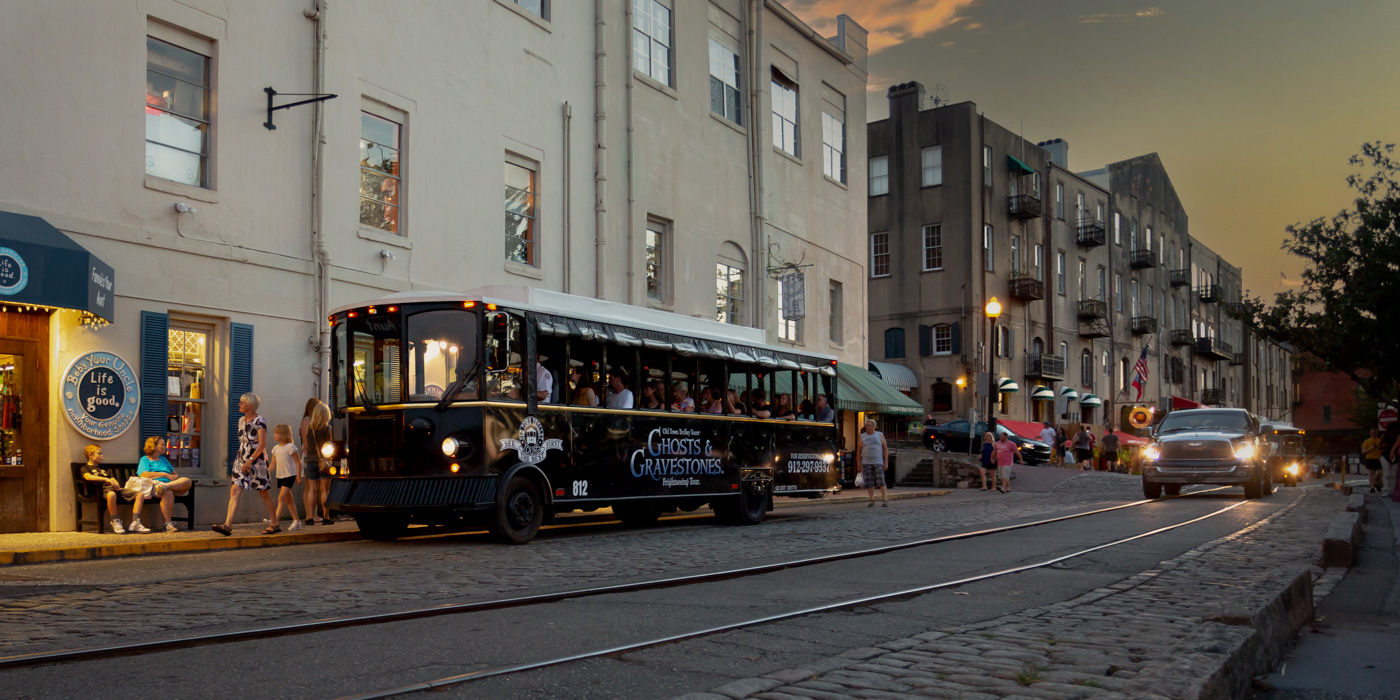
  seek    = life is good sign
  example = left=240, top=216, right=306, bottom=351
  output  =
left=62, top=351, right=140, bottom=440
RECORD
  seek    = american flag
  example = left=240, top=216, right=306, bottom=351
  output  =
left=1130, top=344, right=1151, bottom=401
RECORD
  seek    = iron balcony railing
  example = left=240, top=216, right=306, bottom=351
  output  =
left=1008, top=274, right=1044, bottom=301
left=1077, top=298, right=1107, bottom=320
left=1131, top=316, right=1158, bottom=336
left=1201, top=388, right=1224, bottom=406
left=1129, top=249, right=1156, bottom=269
left=1230, top=352, right=1245, bottom=366
left=1009, top=194, right=1043, bottom=220
left=1197, top=284, right=1222, bottom=303
left=1169, top=269, right=1190, bottom=287
left=1026, top=353, right=1065, bottom=381
left=1193, top=336, right=1233, bottom=360
left=1169, top=329, right=1194, bottom=346
left=1076, top=218, right=1106, bottom=248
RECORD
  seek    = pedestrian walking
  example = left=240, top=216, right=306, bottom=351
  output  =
left=978, top=432, right=996, bottom=491
left=212, top=393, right=276, bottom=536
left=1056, top=427, right=1069, bottom=466
left=855, top=418, right=889, bottom=507
left=1073, top=425, right=1094, bottom=470
left=1101, top=430, right=1121, bottom=474
left=1379, top=422, right=1398, bottom=499
left=993, top=432, right=1021, bottom=493
left=1362, top=428, right=1384, bottom=493
left=1039, top=422, right=1058, bottom=465
left=268, top=424, right=302, bottom=532
left=137, top=436, right=194, bottom=531
left=301, top=400, right=334, bottom=525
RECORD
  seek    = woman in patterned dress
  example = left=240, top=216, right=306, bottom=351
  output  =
left=211, top=393, right=278, bottom=535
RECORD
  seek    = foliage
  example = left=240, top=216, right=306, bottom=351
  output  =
left=1015, top=661, right=1046, bottom=686
left=1243, top=142, right=1400, bottom=402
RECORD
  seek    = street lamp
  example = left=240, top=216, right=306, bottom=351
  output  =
left=985, top=297, right=1002, bottom=436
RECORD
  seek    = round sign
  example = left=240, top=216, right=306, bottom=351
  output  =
left=1128, top=406, right=1154, bottom=429
left=62, top=351, right=140, bottom=440
left=1379, top=406, right=1398, bottom=428
left=0, top=247, right=29, bottom=296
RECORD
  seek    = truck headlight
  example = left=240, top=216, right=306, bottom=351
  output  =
left=1233, top=443, right=1256, bottom=460
left=442, top=437, right=461, bottom=457
left=1143, top=445, right=1161, bottom=461
left=1286, top=463, right=1299, bottom=476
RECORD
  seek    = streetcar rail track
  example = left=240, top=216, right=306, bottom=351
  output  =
left=338, top=497, right=1258, bottom=700
left=0, top=487, right=1229, bottom=671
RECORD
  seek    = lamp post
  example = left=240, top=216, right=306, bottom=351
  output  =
left=985, top=296, right=1002, bottom=436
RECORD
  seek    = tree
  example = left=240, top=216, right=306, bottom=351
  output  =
left=1242, top=142, right=1400, bottom=403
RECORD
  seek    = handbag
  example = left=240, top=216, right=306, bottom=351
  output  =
left=854, top=470, right=866, bottom=488
left=123, top=476, right=155, bottom=498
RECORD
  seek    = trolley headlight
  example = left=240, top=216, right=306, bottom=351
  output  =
left=1286, top=463, right=1300, bottom=476
left=442, top=437, right=462, bottom=457
left=1143, top=445, right=1161, bottom=461
left=320, top=441, right=336, bottom=460
left=1233, top=443, right=1257, bottom=461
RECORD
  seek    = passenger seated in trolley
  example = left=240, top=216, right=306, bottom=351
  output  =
left=605, top=371, right=634, bottom=409
left=671, top=381, right=695, bottom=412
left=773, top=393, right=796, bottom=420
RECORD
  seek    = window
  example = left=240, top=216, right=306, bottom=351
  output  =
left=407, top=310, right=479, bottom=402
left=821, top=112, right=844, bottom=181
left=922, top=225, right=943, bottom=271
left=983, top=146, right=993, bottom=187
left=1077, top=259, right=1086, bottom=300
left=360, top=112, right=403, bottom=234
left=633, top=0, right=673, bottom=86
left=716, top=243, right=746, bottom=325
left=1081, top=350, right=1093, bottom=388
left=1098, top=266, right=1106, bottom=301
left=1131, top=279, right=1139, bottom=316
left=1147, top=285, right=1155, bottom=315
left=868, top=155, right=889, bottom=196
left=1096, top=203, right=1105, bottom=223
left=931, top=381, right=953, bottom=413
left=1114, top=273, right=1122, bottom=311
left=1159, top=234, right=1165, bottom=263
left=645, top=222, right=667, bottom=301
left=1010, top=235, right=1021, bottom=274
left=166, top=325, right=209, bottom=471
left=1059, top=341, right=1069, bottom=363
left=983, top=225, right=994, bottom=271
left=1056, top=252, right=1066, bottom=295
left=778, top=275, right=803, bottom=343
left=828, top=281, right=843, bottom=343
left=504, top=158, right=537, bottom=265
left=510, top=0, right=547, bottom=18
left=1034, top=244, right=1044, bottom=281
left=921, top=146, right=943, bottom=187
left=933, top=324, right=952, bottom=355
left=1130, top=219, right=1139, bottom=251
left=1032, top=172, right=1042, bottom=196
left=884, top=328, right=905, bottom=359
left=870, top=232, right=890, bottom=277
left=1145, top=226, right=1153, bottom=252
left=1055, top=182, right=1065, bottom=219
left=1120, top=357, right=1130, bottom=392
left=1113, top=212, right=1121, bottom=245
left=1076, top=192, right=1086, bottom=223
left=771, top=71, right=799, bottom=156
left=708, top=38, right=741, bottom=123
left=146, top=36, right=211, bottom=188
left=996, top=326, right=1011, bottom=359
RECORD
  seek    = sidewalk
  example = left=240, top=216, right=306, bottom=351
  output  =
left=0, top=487, right=951, bottom=566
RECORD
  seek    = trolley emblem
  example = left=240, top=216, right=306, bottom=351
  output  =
left=501, top=416, right=563, bottom=464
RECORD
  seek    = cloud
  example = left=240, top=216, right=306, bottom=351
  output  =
left=1079, top=6, right=1166, bottom=24
left=784, top=0, right=983, bottom=54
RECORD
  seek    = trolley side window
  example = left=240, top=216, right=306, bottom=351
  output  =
left=407, top=310, right=479, bottom=402
left=349, top=315, right=402, bottom=406
left=485, top=310, right=524, bottom=401
left=331, top=322, right=347, bottom=412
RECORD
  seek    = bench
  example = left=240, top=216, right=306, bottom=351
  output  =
left=72, top=462, right=196, bottom=534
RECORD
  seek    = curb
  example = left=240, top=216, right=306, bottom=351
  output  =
left=775, top=489, right=951, bottom=509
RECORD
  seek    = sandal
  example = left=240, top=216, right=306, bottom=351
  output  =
left=211, top=524, right=232, bottom=536
left=320, top=518, right=334, bottom=526
left=262, top=525, right=282, bottom=535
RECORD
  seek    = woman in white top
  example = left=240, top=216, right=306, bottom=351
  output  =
left=854, top=418, right=889, bottom=507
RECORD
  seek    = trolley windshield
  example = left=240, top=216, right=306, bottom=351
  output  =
left=332, top=307, right=480, bottom=408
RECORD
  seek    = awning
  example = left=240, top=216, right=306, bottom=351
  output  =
left=834, top=362, right=924, bottom=416
left=1171, top=395, right=1202, bottom=410
left=1030, top=386, right=1056, bottom=401
left=1080, top=394, right=1103, bottom=407
left=1110, top=430, right=1148, bottom=447
left=1007, top=154, right=1037, bottom=175
left=999, top=419, right=1045, bottom=441
left=868, top=361, right=917, bottom=391
left=1059, top=386, right=1080, bottom=401
left=0, top=211, right=115, bottom=322
left=997, top=377, right=1019, bottom=393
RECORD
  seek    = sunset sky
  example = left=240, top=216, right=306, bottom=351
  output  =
left=788, top=0, right=1400, bottom=299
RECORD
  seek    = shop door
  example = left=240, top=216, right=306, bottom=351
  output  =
left=0, top=343, right=38, bottom=532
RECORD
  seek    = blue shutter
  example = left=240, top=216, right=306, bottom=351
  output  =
left=139, top=311, right=169, bottom=447
left=884, top=328, right=905, bottom=359
left=228, top=323, right=254, bottom=465
left=918, top=325, right=932, bottom=357
left=949, top=321, right=962, bottom=355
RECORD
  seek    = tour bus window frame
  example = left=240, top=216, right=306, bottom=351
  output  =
left=405, top=307, right=480, bottom=403
left=671, top=352, right=698, bottom=412
left=485, top=309, right=525, bottom=402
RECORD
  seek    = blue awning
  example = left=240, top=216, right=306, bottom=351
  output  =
left=0, top=211, right=115, bottom=321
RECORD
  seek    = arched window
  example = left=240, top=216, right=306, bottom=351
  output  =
left=1120, top=357, right=1130, bottom=392
left=716, top=242, right=746, bottom=325
left=1059, top=341, right=1068, bottom=361
left=1032, top=337, right=1044, bottom=357
left=1081, top=349, right=1093, bottom=389
left=884, top=328, right=906, bottom=359
left=930, top=381, right=953, bottom=413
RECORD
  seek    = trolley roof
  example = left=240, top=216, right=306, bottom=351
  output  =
left=331, top=286, right=838, bottom=365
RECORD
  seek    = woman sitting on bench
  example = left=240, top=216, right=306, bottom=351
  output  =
left=139, top=436, right=194, bottom=532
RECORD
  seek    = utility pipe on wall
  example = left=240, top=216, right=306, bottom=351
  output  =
left=562, top=101, right=572, bottom=293
left=593, top=0, right=608, bottom=299
left=307, top=1, right=331, bottom=396
left=623, top=0, right=637, bottom=305
left=747, top=0, right=767, bottom=332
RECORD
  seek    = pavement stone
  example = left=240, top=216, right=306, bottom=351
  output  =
left=683, top=487, right=1347, bottom=699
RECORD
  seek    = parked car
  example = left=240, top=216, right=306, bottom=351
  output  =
left=922, top=420, right=1053, bottom=465
left=1140, top=408, right=1271, bottom=499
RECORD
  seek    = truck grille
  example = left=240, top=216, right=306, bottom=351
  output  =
left=1160, top=440, right=1234, bottom=461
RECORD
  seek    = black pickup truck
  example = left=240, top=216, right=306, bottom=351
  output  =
left=1139, top=408, right=1272, bottom=500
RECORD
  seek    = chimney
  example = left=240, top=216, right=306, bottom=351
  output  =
left=887, top=81, right=927, bottom=113
left=831, top=15, right=869, bottom=74
left=1037, top=138, right=1069, bottom=169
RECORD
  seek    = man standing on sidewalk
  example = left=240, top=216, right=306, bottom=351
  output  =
left=1363, top=428, right=1384, bottom=493
left=856, top=418, right=889, bottom=507
left=1039, top=422, right=1059, bottom=466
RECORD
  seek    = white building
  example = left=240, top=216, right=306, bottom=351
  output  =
left=0, top=0, right=868, bottom=532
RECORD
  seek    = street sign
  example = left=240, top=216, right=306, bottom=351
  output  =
left=1379, top=405, right=1397, bottom=428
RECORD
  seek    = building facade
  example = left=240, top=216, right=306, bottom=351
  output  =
left=0, top=0, right=869, bottom=532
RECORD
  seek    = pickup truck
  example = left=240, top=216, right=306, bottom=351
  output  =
left=1140, top=407, right=1272, bottom=499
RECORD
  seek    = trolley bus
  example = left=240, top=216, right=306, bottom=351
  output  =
left=323, top=286, right=841, bottom=544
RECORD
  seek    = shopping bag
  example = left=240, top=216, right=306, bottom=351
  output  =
left=123, top=476, right=155, bottom=498
left=1064, top=451, right=1077, bottom=465
left=855, top=470, right=866, bottom=488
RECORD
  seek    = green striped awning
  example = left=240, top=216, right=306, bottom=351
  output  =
left=1007, top=154, right=1036, bottom=175
left=997, top=377, right=1020, bottom=393
left=1030, top=386, right=1056, bottom=401
left=1059, top=386, right=1080, bottom=401
left=833, top=362, right=924, bottom=416
left=1080, top=394, right=1103, bottom=407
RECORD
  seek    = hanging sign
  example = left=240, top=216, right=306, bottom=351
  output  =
left=62, top=351, right=140, bottom=440
left=0, top=247, right=29, bottom=296
left=780, top=271, right=806, bottom=321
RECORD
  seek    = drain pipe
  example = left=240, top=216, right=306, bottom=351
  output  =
left=562, top=101, right=572, bottom=293
left=747, top=0, right=766, bottom=332
left=306, top=1, right=331, bottom=396
left=623, top=0, right=637, bottom=305
left=593, top=0, right=608, bottom=299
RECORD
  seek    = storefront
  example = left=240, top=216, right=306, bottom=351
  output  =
left=0, top=210, right=115, bottom=533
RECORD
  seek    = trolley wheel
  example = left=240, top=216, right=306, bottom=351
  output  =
left=1163, top=484, right=1182, bottom=497
left=355, top=513, right=409, bottom=541
left=612, top=502, right=660, bottom=527
left=715, top=484, right=770, bottom=526
left=490, top=474, right=543, bottom=545
left=1142, top=479, right=1163, bottom=499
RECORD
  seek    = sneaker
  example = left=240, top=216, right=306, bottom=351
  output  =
left=304, top=519, right=315, bottom=526
left=882, top=501, right=888, bottom=508
left=289, top=520, right=303, bottom=531
left=110, top=519, right=126, bottom=535
left=128, top=520, right=151, bottom=534
left=165, top=522, right=179, bottom=533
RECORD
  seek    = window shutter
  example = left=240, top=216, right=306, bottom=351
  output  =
left=227, top=323, right=254, bottom=465
left=1008, top=328, right=1015, bottom=359
left=139, top=311, right=169, bottom=448
left=949, top=321, right=961, bottom=355
left=918, top=325, right=932, bottom=357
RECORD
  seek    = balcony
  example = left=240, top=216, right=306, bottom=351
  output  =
left=1076, top=218, right=1106, bottom=248
left=1197, top=284, right=1222, bottom=303
left=1193, top=336, right=1233, bottom=361
left=1078, top=319, right=1110, bottom=338
left=1169, top=329, right=1194, bottom=347
left=1026, top=353, right=1066, bottom=381
left=1009, top=194, right=1042, bottom=220
left=1201, top=388, right=1224, bottom=406
left=1230, top=352, right=1245, bottom=366
left=1169, top=269, right=1190, bottom=287
left=1129, top=249, right=1156, bottom=270
left=1131, top=316, right=1158, bottom=336
left=1077, top=298, right=1107, bottom=320
left=1224, top=301, right=1248, bottom=318
left=1009, top=274, right=1044, bottom=302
